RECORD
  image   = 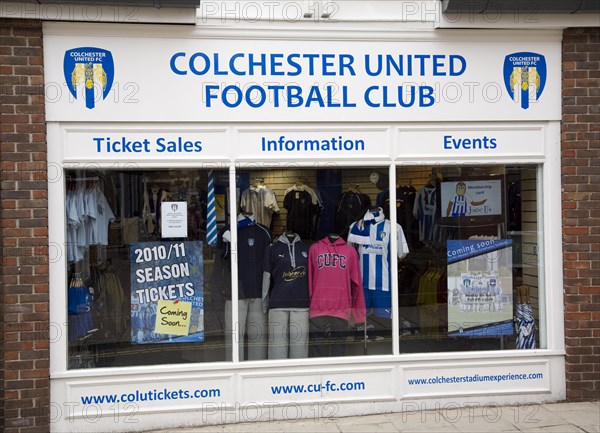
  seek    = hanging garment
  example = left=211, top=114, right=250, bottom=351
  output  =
left=94, top=268, right=126, bottom=340
left=284, top=188, right=317, bottom=240
left=240, top=185, right=280, bottom=228
left=66, top=185, right=116, bottom=263
left=144, top=187, right=166, bottom=235
left=508, top=181, right=522, bottom=231
left=334, top=191, right=371, bottom=237
left=413, top=185, right=437, bottom=244
left=416, top=265, right=442, bottom=336
left=516, top=303, right=536, bottom=349
left=68, top=273, right=93, bottom=343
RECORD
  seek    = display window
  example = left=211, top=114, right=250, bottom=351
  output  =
left=394, top=164, right=542, bottom=353
left=231, top=167, right=398, bottom=361
left=64, top=163, right=542, bottom=369
left=65, top=168, right=230, bottom=368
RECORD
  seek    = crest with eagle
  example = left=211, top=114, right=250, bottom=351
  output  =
left=63, top=47, right=114, bottom=109
left=503, top=52, right=547, bottom=110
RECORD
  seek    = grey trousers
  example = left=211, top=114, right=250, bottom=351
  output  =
left=225, top=298, right=267, bottom=361
left=268, top=309, right=309, bottom=359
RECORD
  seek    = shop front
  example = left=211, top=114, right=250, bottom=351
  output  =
left=44, top=22, right=565, bottom=432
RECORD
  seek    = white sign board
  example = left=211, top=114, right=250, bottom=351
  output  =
left=235, top=127, right=391, bottom=161
left=402, top=361, right=550, bottom=398
left=44, top=23, right=561, bottom=122
left=397, top=126, right=545, bottom=160
left=61, top=128, right=231, bottom=162
left=240, top=368, right=395, bottom=403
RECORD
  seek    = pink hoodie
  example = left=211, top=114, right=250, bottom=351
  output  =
left=308, top=236, right=366, bottom=323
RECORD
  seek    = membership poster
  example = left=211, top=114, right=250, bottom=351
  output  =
left=440, top=179, right=503, bottom=218
left=130, top=241, right=204, bottom=344
left=447, top=239, right=514, bottom=337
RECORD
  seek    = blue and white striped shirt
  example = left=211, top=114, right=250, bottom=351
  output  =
left=347, top=209, right=409, bottom=292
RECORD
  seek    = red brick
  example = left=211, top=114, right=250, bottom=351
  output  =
left=2, top=19, right=50, bottom=433
left=569, top=71, right=592, bottom=80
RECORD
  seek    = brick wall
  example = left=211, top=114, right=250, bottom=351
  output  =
left=561, top=27, right=600, bottom=401
left=0, top=18, right=50, bottom=433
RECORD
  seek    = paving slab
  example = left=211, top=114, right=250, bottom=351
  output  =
left=387, top=411, right=462, bottom=432
left=518, top=425, right=587, bottom=433
left=398, top=427, right=460, bottom=433
left=338, top=421, right=399, bottom=432
left=545, top=402, right=600, bottom=429
left=502, top=405, right=571, bottom=429
left=449, top=416, right=519, bottom=432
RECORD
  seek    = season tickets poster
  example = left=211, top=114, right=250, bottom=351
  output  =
left=130, top=241, right=204, bottom=344
left=447, top=239, right=513, bottom=336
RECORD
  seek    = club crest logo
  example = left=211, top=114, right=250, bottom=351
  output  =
left=64, top=47, right=114, bottom=109
left=503, top=52, right=547, bottom=110
left=247, top=238, right=255, bottom=247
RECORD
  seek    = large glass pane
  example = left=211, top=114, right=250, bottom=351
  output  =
left=65, top=168, right=229, bottom=368
left=395, top=164, right=543, bottom=353
left=232, top=167, right=397, bottom=360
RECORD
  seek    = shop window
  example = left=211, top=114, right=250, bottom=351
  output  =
left=230, top=167, right=399, bottom=360
left=65, top=164, right=543, bottom=368
left=395, top=164, right=543, bottom=353
left=65, top=169, right=230, bottom=368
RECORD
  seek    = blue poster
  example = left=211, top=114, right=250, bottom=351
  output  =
left=447, top=240, right=514, bottom=337
left=130, top=241, right=204, bottom=344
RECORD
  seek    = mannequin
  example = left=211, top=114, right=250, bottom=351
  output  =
left=222, top=213, right=272, bottom=360
left=307, top=234, right=366, bottom=357
left=262, top=232, right=310, bottom=359
left=347, top=207, right=409, bottom=320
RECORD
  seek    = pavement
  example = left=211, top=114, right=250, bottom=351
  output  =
left=148, top=401, right=600, bottom=433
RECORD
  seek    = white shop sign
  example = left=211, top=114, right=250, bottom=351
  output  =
left=240, top=367, right=395, bottom=403
left=235, top=126, right=391, bottom=161
left=401, top=360, right=550, bottom=398
left=43, top=23, right=561, bottom=122
left=397, top=125, right=546, bottom=160
left=61, top=128, right=230, bottom=162
left=63, top=374, right=234, bottom=418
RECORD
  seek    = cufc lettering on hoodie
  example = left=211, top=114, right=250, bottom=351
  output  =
left=316, top=253, right=347, bottom=269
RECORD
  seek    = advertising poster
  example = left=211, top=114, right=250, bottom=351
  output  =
left=440, top=179, right=502, bottom=218
left=130, top=241, right=204, bottom=344
left=447, top=239, right=513, bottom=336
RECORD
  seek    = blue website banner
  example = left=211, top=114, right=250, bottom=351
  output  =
left=130, top=241, right=204, bottom=344
left=447, top=239, right=513, bottom=264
